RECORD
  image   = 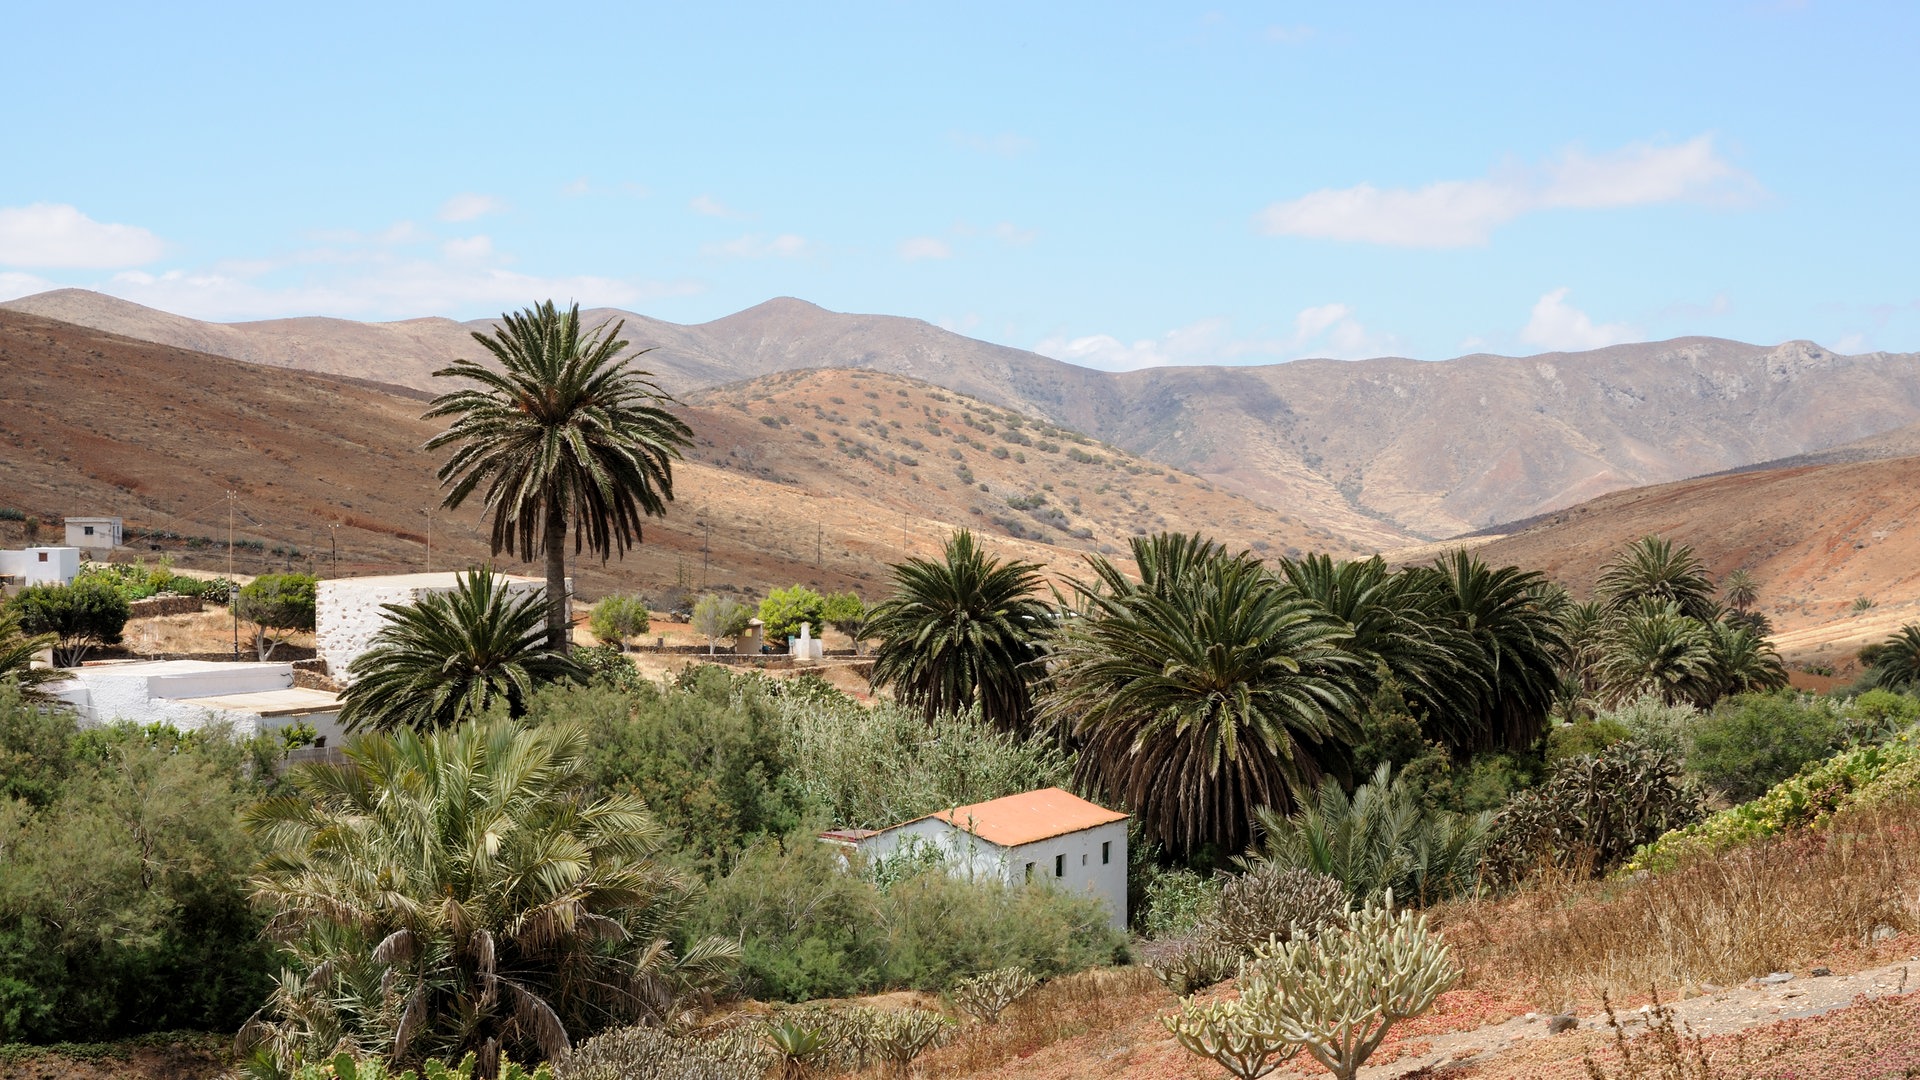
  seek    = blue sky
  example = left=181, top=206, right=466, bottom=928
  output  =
left=3, top=2, right=1916, bottom=368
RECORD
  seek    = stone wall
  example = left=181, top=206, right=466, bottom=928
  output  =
left=128, top=595, right=203, bottom=618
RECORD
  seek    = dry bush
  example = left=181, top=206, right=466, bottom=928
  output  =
left=1437, top=804, right=1920, bottom=1006
left=899, top=966, right=1162, bottom=1079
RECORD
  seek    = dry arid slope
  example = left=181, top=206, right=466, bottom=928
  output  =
left=14, top=290, right=1920, bottom=548
left=0, top=310, right=1346, bottom=607
left=1459, top=451, right=1920, bottom=664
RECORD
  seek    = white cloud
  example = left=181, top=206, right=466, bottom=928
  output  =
left=1034, top=305, right=1394, bottom=372
left=898, top=237, right=952, bottom=261
left=990, top=221, right=1037, bottom=246
left=561, top=177, right=591, bottom=197
left=0, top=270, right=55, bottom=300
left=1266, top=24, right=1315, bottom=43
left=948, top=131, right=1034, bottom=158
left=1520, top=288, right=1637, bottom=351
left=1832, top=332, right=1869, bottom=354
left=437, top=193, right=507, bottom=222
left=0, top=203, right=164, bottom=268
left=702, top=233, right=808, bottom=259
left=1257, top=134, right=1758, bottom=247
left=690, top=194, right=741, bottom=218
left=441, top=235, right=494, bottom=261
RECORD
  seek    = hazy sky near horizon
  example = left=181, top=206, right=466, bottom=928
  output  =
left=4, top=2, right=1916, bottom=369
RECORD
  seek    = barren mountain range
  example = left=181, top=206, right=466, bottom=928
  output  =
left=11, top=289, right=1920, bottom=547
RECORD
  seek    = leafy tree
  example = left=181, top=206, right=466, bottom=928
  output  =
left=868, top=530, right=1051, bottom=734
left=338, top=567, right=583, bottom=733
left=0, top=608, right=58, bottom=699
left=758, top=585, right=827, bottom=642
left=690, top=594, right=752, bottom=654
left=1043, top=541, right=1359, bottom=859
left=588, top=594, right=651, bottom=651
left=8, top=578, right=130, bottom=666
left=1596, top=536, right=1719, bottom=621
left=243, top=718, right=736, bottom=1075
left=822, top=591, right=871, bottom=654
left=237, top=572, right=318, bottom=660
left=425, top=301, right=694, bottom=652
left=1688, top=692, right=1847, bottom=802
left=1863, top=625, right=1920, bottom=692
left=1721, top=568, right=1759, bottom=614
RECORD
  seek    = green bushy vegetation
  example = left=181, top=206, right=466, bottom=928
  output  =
left=1686, top=691, right=1851, bottom=802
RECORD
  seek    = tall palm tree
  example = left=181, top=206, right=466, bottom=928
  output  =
left=1703, top=619, right=1788, bottom=700
left=1276, top=554, right=1486, bottom=741
left=1721, top=568, right=1759, bottom=614
left=1864, top=624, right=1920, bottom=692
left=425, top=302, right=694, bottom=651
left=1595, top=536, right=1718, bottom=620
left=243, top=718, right=735, bottom=1076
left=1595, top=601, right=1716, bottom=706
left=1042, top=548, right=1360, bottom=859
left=338, top=567, right=583, bottom=733
left=867, top=529, right=1053, bottom=733
left=1426, top=551, right=1567, bottom=755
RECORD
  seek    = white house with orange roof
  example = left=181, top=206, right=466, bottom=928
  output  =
left=822, top=787, right=1129, bottom=929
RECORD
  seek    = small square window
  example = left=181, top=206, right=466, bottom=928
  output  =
left=83, top=526, right=94, bottom=535
left=37, top=552, right=47, bottom=562
left=1054, top=854, right=1065, bottom=877
left=1101, top=841, right=1111, bottom=865
left=1024, top=862, right=1034, bottom=882
left=1081, top=853, right=1088, bottom=866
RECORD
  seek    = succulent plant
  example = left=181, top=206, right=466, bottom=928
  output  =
left=556, top=1024, right=771, bottom=1080
left=1199, top=864, right=1347, bottom=954
left=1149, top=940, right=1241, bottom=997
left=1161, top=996, right=1297, bottom=1080
left=950, top=966, right=1039, bottom=1024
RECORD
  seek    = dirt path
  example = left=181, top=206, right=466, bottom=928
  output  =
left=1368, top=957, right=1920, bottom=1078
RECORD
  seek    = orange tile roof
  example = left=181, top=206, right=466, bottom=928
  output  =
left=909, top=787, right=1128, bottom=848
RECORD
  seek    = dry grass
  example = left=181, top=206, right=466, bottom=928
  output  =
left=1435, top=805, right=1920, bottom=1008
left=118, top=610, right=314, bottom=658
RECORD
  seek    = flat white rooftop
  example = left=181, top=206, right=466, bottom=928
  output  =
left=327, top=571, right=542, bottom=589
left=179, top=687, right=340, bottom=716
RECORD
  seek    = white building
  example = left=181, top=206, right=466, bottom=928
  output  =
left=49, top=660, right=345, bottom=744
left=63, top=517, right=122, bottom=551
left=316, top=571, right=552, bottom=681
left=0, top=546, right=80, bottom=588
left=825, top=787, right=1130, bottom=929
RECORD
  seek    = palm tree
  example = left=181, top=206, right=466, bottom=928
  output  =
left=1595, top=601, right=1716, bottom=706
left=867, top=529, right=1052, bottom=733
left=1596, top=536, right=1718, bottom=620
left=0, top=608, right=58, bottom=700
left=425, top=302, right=694, bottom=652
left=1426, top=551, right=1567, bottom=755
left=338, top=567, right=583, bottom=733
left=1042, top=548, right=1360, bottom=859
left=1864, top=624, right=1920, bottom=692
left=243, top=718, right=735, bottom=1075
left=1721, top=568, right=1759, bottom=614
left=1703, top=619, right=1788, bottom=699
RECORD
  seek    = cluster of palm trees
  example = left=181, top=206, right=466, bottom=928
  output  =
left=869, top=531, right=1788, bottom=860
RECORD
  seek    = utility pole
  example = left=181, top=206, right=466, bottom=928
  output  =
left=421, top=507, right=433, bottom=570
left=815, top=522, right=823, bottom=569
left=227, top=491, right=239, bottom=660
left=701, top=517, right=711, bottom=588
left=330, top=523, right=340, bottom=578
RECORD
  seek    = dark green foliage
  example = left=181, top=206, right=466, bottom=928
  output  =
left=0, top=714, right=276, bottom=1043
left=587, top=594, right=650, bottom=650
left=1425, top=550, right=1567, bottom=757
left=1687, top=692, right=1847, bottom=803
left=1596, top=536, right=1720, bottom=621
left=0, top=611, right=58, bottom=700
left=695, top=839, right=1125, bottom=1002
left=1483, top=742, right=1702, bottom=882
left=8, top=578, right=130, bottom=666
left=425, top=301, right=694, bottom=650
left=1863, top=625, right=1920, bottom=692
left=237, top=572, right=317, bottom=659
left=525, top=671, right=806, bottom=871
left=1047, top=535, right=1360, bottom=860
left=868, top=529, right=1052, bottom=734
left=338, top=567, right=583, bottom=732
left=1546, top=717, right=1631, bottom=764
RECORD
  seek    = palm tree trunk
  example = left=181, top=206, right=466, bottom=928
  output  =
left=544, top=503, right=569, bottom=653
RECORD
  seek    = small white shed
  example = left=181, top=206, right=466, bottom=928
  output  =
left=0, top=546, right=80, bottom=587
left=828, top=787, right=1130, bottom=930
left=64, top=517, right=122, bottom=551
left=316, top=571, right=554, bottom=681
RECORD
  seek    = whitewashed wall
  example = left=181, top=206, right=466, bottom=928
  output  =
left=857, top=816, right=1130, bottom=930
left=0, top=547, right=79, bottom=585
left=51, top=661, right=342, bottom=742
left=316, top=573, right=552, bottom=681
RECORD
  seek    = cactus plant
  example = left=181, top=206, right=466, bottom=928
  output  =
left=869, top=1008, right=953, bottom=1079
left=1199, top=864, right=1347, bottom=954
left=766, top=1018, right=833, bottom=1080
left=1149, top=940, right=1241, bottom=997
left=950, top=967, right=1039, bottom=1024
left=1162, top=996, right=1297, bottom=1080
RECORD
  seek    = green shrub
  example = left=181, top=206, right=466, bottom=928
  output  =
left=1546, top=717, right=1630, bottom=763
left=589, top=594, right=651, bottom=650
left=1138, top=867, right=1220, bottom=940
left=758, top=585, right=827, bottom=642
left=0, top=714, right=275, bottom=1043
left=1484, top=742, right=1702, bottom=882
left=1688, top=692, right=1847, bottom=802
left=1629, top=728, right=1920, bottom=872
left=236, top=572, right=317, bottom=660
left=8, top=578, right=130, bottom=665
left=1592, top=695, right=1699, bottom=759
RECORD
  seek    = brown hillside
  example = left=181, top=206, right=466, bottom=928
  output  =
left=18, top=291, right=1920, bottom=549
left=0, top=310, right=1350, bottom=611
left=1466, top=453, right=1920, bottom=663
